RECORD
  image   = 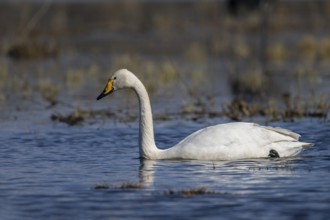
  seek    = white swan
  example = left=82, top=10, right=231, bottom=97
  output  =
left=96, top=69, right=312, bottom=160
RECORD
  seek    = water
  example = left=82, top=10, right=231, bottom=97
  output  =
left=1, top=120, right=329, bottom=220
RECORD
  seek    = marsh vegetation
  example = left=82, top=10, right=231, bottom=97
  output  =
left=0, top=1, right=329, bottom=126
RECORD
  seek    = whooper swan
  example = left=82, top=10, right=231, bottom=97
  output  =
left=96, top=69, right=312, bottom=160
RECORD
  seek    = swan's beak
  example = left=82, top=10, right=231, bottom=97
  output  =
left=96, top=79, right=114, bottom=100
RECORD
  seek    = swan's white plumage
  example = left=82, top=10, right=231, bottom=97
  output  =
left=97, top=69, right=312, bottom=161
left=158, top=123, right=310, bottom=160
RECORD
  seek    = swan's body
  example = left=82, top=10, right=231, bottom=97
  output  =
left=97, top=69, right=312, bottom=160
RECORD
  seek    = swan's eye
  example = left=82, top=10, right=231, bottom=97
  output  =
left=113, top=77, right=117, bottom=80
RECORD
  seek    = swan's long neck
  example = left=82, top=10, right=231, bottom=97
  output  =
left=132, top=79, right=159, bottom=159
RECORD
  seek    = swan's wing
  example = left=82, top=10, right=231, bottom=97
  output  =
left=170, top=122, right=311, bottom=160
left=176, top=122, right=298, bottom=147
left=259, top=124, right=300, bottom=140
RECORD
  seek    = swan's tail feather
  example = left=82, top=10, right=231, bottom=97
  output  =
left=267, top=141, right=313, bottom=157
left=301, top=142, right=314, bottom=149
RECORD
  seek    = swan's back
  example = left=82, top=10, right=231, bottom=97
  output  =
left=160, top=122, right=311, bottom=160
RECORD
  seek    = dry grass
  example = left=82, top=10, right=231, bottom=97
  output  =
left=232, top=37, right=251, bottom=59
left=50, top=108, right=116, bottom=126
left=229, top=68, right=266, bottom=98
left=319, top=38, right=330, bottom=61
left=184, top=42, right=208, bottom=62
left=223, top=96, right=329, bottom=122
left=51, top=91, right=329, bottom=126
left=0, top=64, right=8, bottom=104
left=7, top=39, right=58, bottom=60
left=109, top=54, right=180, bottom=95
left=37, top=79, right=59, bottom=107
left=297, top=36, right=318, bottom=61
left=267, top=42, right=287, bottom=64
left=267, top=36, right=330, bottom=63
left=65, top=69, right=84, bottom=89
left=51, top=111, right=84, bottom=126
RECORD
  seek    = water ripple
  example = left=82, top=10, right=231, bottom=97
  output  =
left=1, top=121, right=329, bottom=219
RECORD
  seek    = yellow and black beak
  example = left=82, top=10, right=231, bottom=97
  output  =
left=96, top=79, right=114, bottom=100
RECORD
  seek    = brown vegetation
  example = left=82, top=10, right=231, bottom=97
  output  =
left=164, top=187, right=218, bottom=197
left=0, top=1, right=329, bottom=125
left=93, top=182, right=144, bottom=190
left=51, top=112, right=84, bottom=126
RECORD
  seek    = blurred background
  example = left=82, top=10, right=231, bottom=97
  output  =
left=0, top=0, right=329, bottom=126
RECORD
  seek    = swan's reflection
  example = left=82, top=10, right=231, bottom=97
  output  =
left=138, top=157, right=304, bottom=188
left=139, top=159, right=156, bottom=187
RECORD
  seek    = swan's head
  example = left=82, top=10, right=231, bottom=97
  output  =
left=96, top=69, right=137, bottom=100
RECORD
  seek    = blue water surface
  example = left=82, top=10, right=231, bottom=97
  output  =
left=0, top=120, right=329, bottom=220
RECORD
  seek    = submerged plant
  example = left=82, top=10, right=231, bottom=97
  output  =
left=93, top=182, right=144, bottom=190
left=164, top=187, right=217, bottom=197
left=119, top=182, right=144, bottom=189
left=94, top=183, right=110, bottom=190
